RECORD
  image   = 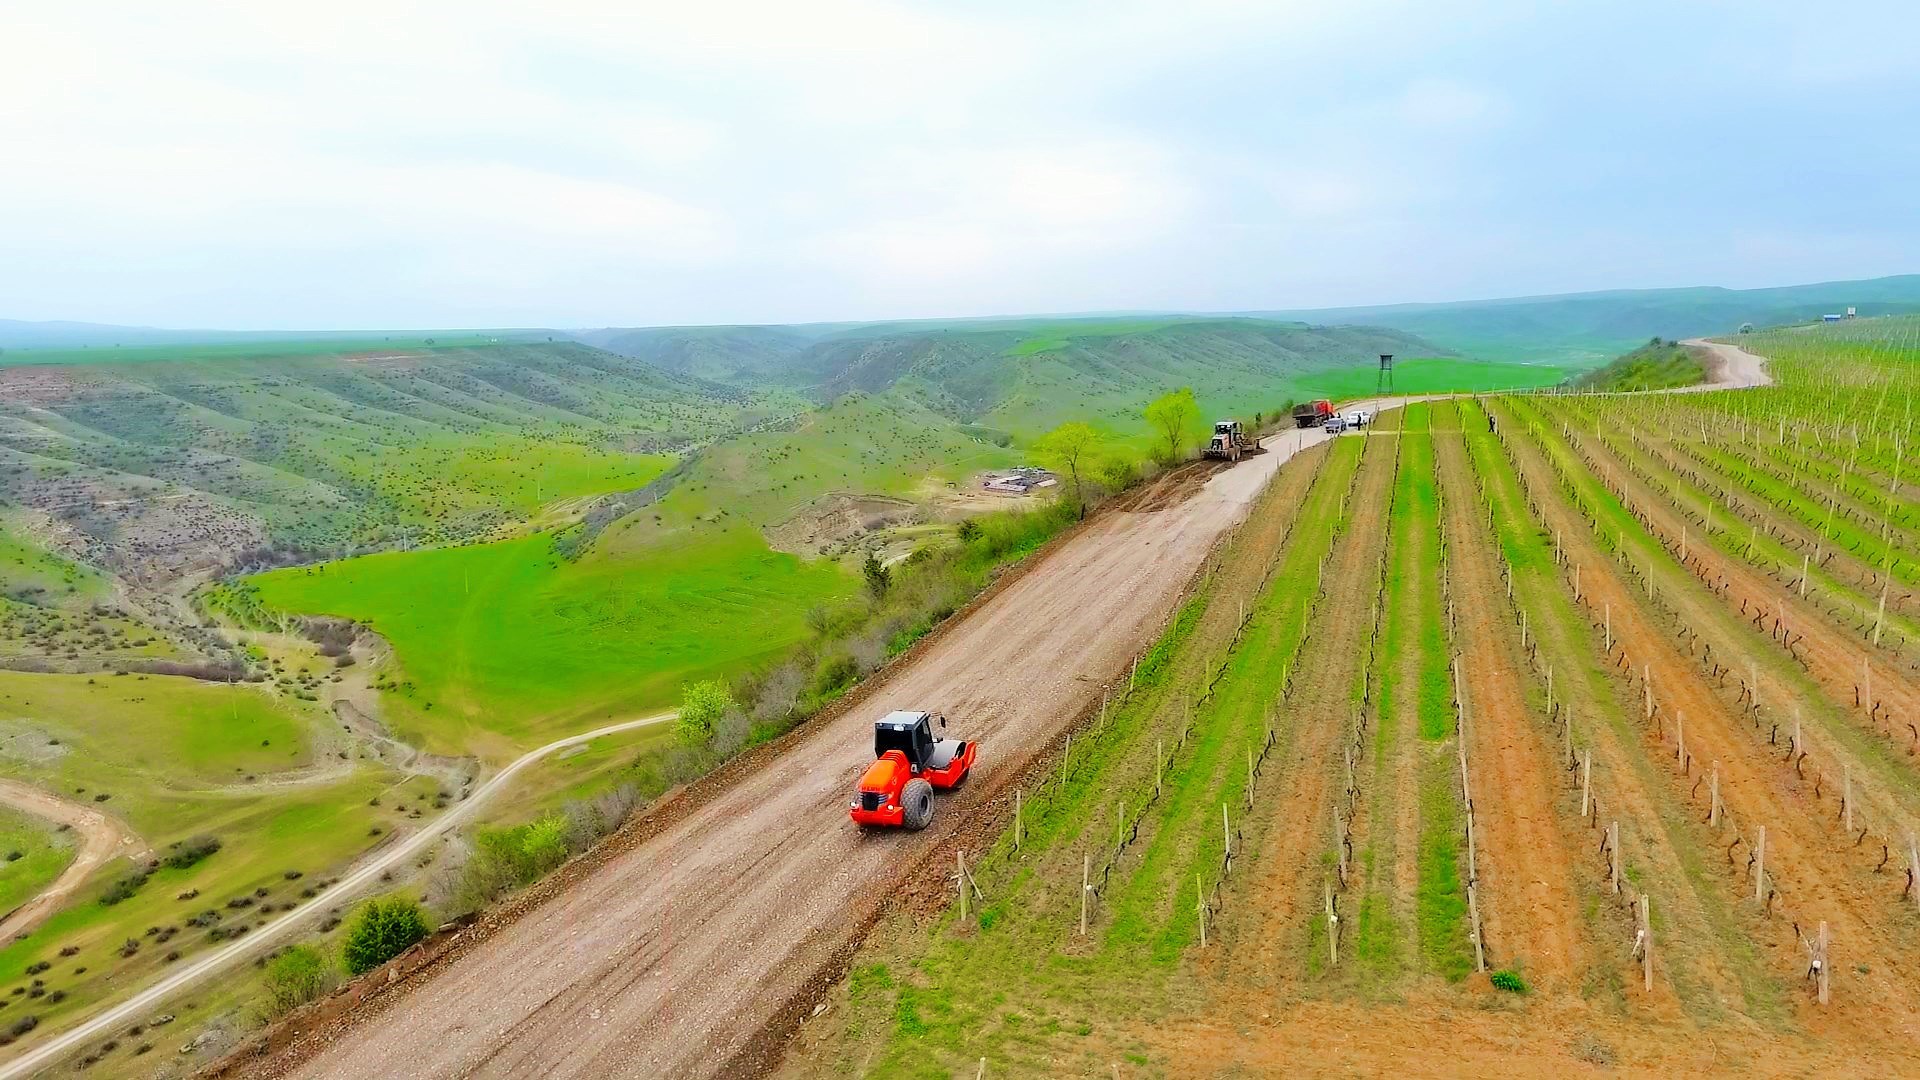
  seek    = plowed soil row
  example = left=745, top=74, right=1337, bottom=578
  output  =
left=1520, top=399, right=1920, bottom=848
left=1431, top=405, right=1587, bottom=987
left=1214, top=430, right=1402, bottom=987
left=1493, top=399, right=1920, bottom=1051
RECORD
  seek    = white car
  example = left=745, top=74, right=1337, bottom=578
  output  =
left=1346, top=409, right=1373, bottom=427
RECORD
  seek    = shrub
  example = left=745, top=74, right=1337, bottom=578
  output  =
left=100, top=870, right=150, bottom=906
left=340, top=895, right=428, bottom=976
left=1491, top=969, right=1527, bottom=994
left=675, top=679, right=734, bottom=746
left=262, top=945, right=332, bottom=1016
left=163, top=835, right=221, bottom=870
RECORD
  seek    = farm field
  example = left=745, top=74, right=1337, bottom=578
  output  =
left=244, top=524, right=851, bottom=757
left=783, top=319, right=1920, bottom=1076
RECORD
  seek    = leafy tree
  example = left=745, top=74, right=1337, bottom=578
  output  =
left=955, top=519, right=982, bottom=542
left=263, top=945, right=332, bottom=1015
left=1143, top=387, right=1199, bottom=464
left=676, top=678, right=735, bottom=745
left=862, top=553, right=891, bottom=598
left=1034, top=421, right=1103, bottom=519
left=341, top=895, right=428, bottom=976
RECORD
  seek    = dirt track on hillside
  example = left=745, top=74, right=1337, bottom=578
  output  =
left=0, top=780, right=144, bottom=942
left=254, top=431, right=1332, bottom=1080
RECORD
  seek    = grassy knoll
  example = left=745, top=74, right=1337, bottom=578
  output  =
left=0, top=808, right=74, bottom=916
left=248, top=525, right=851, bottom=757
left=0, top=521, right=109, bottom=610
left=0, top=671, right=311, bottom=793
left=1296, top=358, right=1568, bottom=400
left=1572, top=340, right=1705, bottom=391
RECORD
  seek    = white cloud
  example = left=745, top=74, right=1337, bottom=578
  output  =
left=0, top=0, right=1914, bottom=327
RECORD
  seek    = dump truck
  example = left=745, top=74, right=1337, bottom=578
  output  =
left=850, top=711, right=977, bottom=830
left=1202, top=419, right=1260, bottom=462
left=1292, top=400, right=1334, bottom=428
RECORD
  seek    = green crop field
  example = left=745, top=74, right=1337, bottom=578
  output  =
left=1295, top=358, right=1568, bottom=400
left=247, top=524, right=851, bottom=756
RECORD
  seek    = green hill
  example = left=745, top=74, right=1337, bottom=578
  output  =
left=1256, top=273, right=1920, bottom=365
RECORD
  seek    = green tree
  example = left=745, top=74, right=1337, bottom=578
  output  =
left=263, top=945, right=332, bottom=1016
left=1143, top=387, right=1199, bottom=464
left=676, top=678, right=735, bottom=745
left=341, top=895, right=429, bottom=976
left=1033, top=421, right=1103, bottom=519
left=862, top=553, right=891, bottom=599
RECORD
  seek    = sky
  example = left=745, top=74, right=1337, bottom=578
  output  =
left=4, top=0, right=1918, bottom=330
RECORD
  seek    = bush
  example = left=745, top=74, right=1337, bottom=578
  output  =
left=675, top=679, right=734, bottom=746
left=340, top=895, right=428, bottom=976
left=100, top=870, right=150, bottom=906
left=1490, top=969, right=1527, bottom=994
left=262, top=945, right=332, bottom=1016
left=163, top=835, right=221, bottom=870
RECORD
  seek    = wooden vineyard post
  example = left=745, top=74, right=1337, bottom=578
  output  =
left=1800, top=553, right=1810, bottom=597
left=1080, top=853, right=1090, bottom=936
left=1639, top=895, right=1654, bottom=992
left=1326, top=886, right=1338, bottom=966
left=1468, top=881, right=1485, bottom=973
left=958, top=850, right=969, bottom=922
left=1246, top=748, right=1255, bottom=808
left=1581, top=751, right=1592, bottom=818
left=1060, top=735, right=1071, bottom=799
left=1709, top=762, right=1721, bottom=828
left=1755, top=826, right=1767, bottom=905
left=1099, top=691, right=1108, bottom=732
left=1014, top=789, right=1023, bottom=852
left=1129, top=657, right=1138, bottom=695
left=1610, top=821, right=1621, bottom=894
left=1843, top=769, right=1853, bottom=833
left=1575, top=562, right=1582, bottom=602
left=1817, top=921, right=1831, bottom=1005
left=1910, top=834, right=1920, bottom=911
left=1196, top=875, right=1207, bottom=948
left=1875, top=586, right=1889, bottom=647
left=1222, top=803, right=1233, bottom=869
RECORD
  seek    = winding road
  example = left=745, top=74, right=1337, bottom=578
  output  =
left=0, top=781, right=145, bottom=944
left=0, top=711, right=676, bottom=1080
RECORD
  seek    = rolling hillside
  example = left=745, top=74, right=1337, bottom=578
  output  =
left=1257, top=273, right=1920, bottom=364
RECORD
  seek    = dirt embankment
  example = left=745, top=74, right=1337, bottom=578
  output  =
left=0, top=780, right=145, bottom=942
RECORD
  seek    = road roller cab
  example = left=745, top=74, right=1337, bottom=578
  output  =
left=850, top=711, right=976, bottom=830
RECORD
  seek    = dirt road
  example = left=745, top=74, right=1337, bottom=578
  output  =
left=0, top=712, right=675, bottom=1080
left=1681, top=337, right=1772, bottom=390
left=261, top=420, right=1367, bottom=1080
left=0, top=780, right=144, bottom=943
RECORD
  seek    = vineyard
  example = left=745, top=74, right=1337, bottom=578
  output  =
left=785, top=318, right=1920, bottom=1076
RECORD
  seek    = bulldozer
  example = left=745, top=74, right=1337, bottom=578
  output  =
left=1202, top=419, right=1260, bottom=462
left=849, top=711, right=977, bottom=830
